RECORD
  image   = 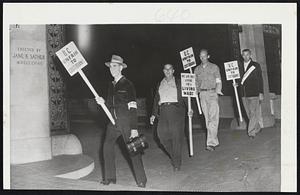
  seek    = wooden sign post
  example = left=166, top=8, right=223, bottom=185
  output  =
left=181, top=73, right=197, bottom=156
left=224, top=60, right=243, bottom=122
left=56, top=41, right=115, bottom=125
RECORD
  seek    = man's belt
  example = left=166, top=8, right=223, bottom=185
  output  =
left=200, top=88, right=216, bottom=91
left=160, top=102, right=179, bottom=106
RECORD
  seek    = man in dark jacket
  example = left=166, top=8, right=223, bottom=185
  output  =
left=150, top=64, right=192, bottom=171
left=235, top=49, right=264, bottom=138
left=95, top=55, right=147, bottom=188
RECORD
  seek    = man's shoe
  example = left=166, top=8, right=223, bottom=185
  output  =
left=173, top=167, right=181, bottom=172
left=206, top=146, right=215, bottom=151
left=249, top=135, right=255, bottom=139
left=100, top=179, right=116, bottom=185
left=137, top=182, right=146, bottom=188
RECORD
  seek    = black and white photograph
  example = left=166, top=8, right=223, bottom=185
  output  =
left=3, top=3, right=297, bottom=192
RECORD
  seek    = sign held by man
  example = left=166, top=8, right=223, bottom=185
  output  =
left=224, top=60, right=240, bottom=80
left=181, top=73, right=197, bottom=97
left=56, top=41, right=88, bottom=76
left=224, top=60, right=243, bottom=122
left=180, top=47, right=197, bottom=70
left=179, top=47, right=201, bottom=157
left=56, top=41, right=115, bottom=125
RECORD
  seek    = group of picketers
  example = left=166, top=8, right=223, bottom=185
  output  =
left=95, top=48, right=264, bottom=188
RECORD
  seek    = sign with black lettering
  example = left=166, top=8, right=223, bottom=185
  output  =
left=181, top=73, right=196, bottom=97
left=56, top=41, right=88, bottom=76
left=224, top=60, right=240, bottom=80
left=180, top=47, right=196, bottom=70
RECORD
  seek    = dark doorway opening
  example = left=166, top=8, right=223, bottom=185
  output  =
left=64, top=24, right=238, bottom=100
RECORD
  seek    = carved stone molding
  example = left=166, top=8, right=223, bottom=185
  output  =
left=228, top=24, right=241, bottom=60
left=46, top=25, right=69, bottom=134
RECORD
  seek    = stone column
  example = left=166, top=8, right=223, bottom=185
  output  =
left=10, top=25, right=52, bottom=164
left=238, top=24, right=275, bottom=128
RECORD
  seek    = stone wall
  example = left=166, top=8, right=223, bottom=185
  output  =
left=10, top=25, right=52, bottom=164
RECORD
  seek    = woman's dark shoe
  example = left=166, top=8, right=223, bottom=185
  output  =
left=100, top=179, right=116, bottom=185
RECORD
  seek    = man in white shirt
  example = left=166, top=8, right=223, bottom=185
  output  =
left=244, top=59, right=251, bottom=71
left=150, top=64, right=192, bottom=171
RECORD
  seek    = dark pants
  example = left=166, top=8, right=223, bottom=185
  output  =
left=102, top=119, right=147, bottom=184
left=157, top=104, right=185, bottom=168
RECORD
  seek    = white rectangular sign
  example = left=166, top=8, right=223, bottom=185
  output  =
left=56, top=41, right=88, bottom=76
left=180, top=47, right=197, bottom=70
left=181, top=73, right=197, bottom=97
left=224, top=60, right=240, bottom=80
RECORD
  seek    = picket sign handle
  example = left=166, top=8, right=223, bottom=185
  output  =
left=187, top=67, right=196, bottom=156
left=189, top=68, right=202, bottom=115
left=78, top=70, right=116, bottom=125
left=188, top=96, right=193, bottom=156
left=232, top=79, right=243, bottom=122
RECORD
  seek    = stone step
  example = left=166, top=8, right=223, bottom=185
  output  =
left=11, top=154, right=94, bottom=180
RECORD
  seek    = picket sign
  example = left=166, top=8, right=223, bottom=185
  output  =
left=224, top=60, right=243, bottom=122
left=186, top=67, right=202, bottom=157
left=181, top=73, right=196, bottom=156
left=181, top=73, right=197, bottom=97
left=180, top=47, right=204, bottom=157
left=56, top=41, right=115, bottom=125
left=180, top=47, right=197, bottom=70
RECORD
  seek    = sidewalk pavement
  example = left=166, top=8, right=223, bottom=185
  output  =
left=73, top=120, right=280, bottom=191
left=11, top=173, right=153, bottom=191
left=10, top=154, right=155, bottom=191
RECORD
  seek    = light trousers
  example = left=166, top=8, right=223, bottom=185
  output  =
left=242, top=96, right=262, bottom=136
left=199, top=91, right=219, bottom=147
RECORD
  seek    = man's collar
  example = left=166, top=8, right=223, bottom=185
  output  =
left=201, top=61, right=211, bottom=68
left=112, top=75, right=124, bottom=85
left=243, top=60, right=251, bottom=69
left=244, top=59, right=252, bottom=64
left=164, top=76, right=175, bottom=82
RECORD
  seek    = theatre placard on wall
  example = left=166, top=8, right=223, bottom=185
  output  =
left=56, top=41, right=88, bottom=76
left=181, top=73, right=197, bottom=97
left=180, top=47, right=197, bottom=70
left=224, top=60, right=240, bottom=80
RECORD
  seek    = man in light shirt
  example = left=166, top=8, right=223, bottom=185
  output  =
left=150, top=64, right=192, bottom=172
left=194, top=49, right=223, bottom=151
